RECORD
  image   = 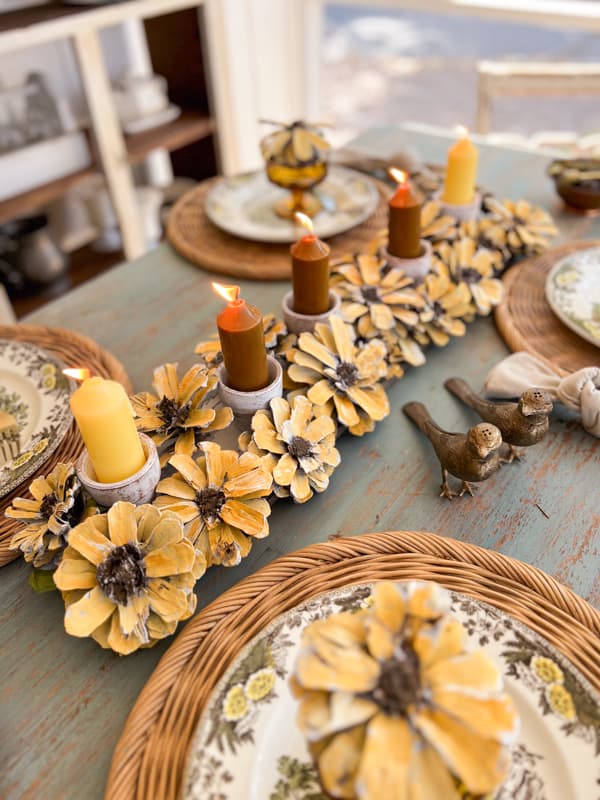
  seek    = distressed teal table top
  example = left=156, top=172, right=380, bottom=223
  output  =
left=2, top=130, right=599, bottom=800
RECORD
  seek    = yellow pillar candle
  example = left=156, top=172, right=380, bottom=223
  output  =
left=442, top=127, right=479, bottom=205
left=70, top=377, right=145, bottom=483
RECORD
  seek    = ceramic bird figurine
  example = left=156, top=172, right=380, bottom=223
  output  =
left=444, top=377, right=553, bottom=462
left=403, top=401, right=504, bottom=500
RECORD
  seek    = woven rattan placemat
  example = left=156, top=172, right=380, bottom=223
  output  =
left=107, top=530, right=600, bottom=800
left=166, top=176, right=391, bottom=280
left=0, top=325, right=131, bottom=567
left=495, top=241, right=600, bottom=375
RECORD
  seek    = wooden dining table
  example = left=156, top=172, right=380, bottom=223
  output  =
left=1, top=129, right=599, bottom=800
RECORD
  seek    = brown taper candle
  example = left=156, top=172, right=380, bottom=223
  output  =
left=388, top=168, right=422, bottom=259
left=290, top=212, right=331, bottom=315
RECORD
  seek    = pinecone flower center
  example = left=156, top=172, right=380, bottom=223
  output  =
left=195, top=487, right=226, bottom=522
left=335, top=361, right=359, bottom=390
left=371, top=645, right=421, bottom=716
left=457, top=267, right=481, bottom=284
left=288, top=436, right=314, bottom=460
left=97, top=542, right=147, bottom=605
left=157, top=396, right=188, bottom=432
left=362, top=286, right=380, bottom=303
left=40, top=492, right=58, bottom=519
left=432, top=300, right=444, bottom=319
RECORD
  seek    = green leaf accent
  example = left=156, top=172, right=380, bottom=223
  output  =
left=28, top=568, right=57, bottom=593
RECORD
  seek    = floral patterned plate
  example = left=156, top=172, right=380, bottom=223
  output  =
left=204, top=165, right=379, bottom=243
left=183, top=584, right=600, bottom=800
left=545, top=246, right=600, bottom=347
left=0, top=340, right=73, bottom=498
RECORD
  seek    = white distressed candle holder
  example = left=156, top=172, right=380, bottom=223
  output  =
left=76, top=432, right=160, bottom=507
left=218, top=355, right=282, bottom=424
left=434, top=189, right=481, bottom=223
left=383, top=239, right=432, bottom=282
left=282, top=290, right=341, bottom=334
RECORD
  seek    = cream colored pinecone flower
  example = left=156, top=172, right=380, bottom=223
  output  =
left=154, top=441, right=273, bottom=569
left=287, top=316, right=389, bottom=437
left=417, top=262, right=474, bottom=346
left=435, top=238, right=503, bottom=316
left=239, top=395, right=340, bottom=503
left=331, top=254, right=426, bottom=340
left=53, top=502, right=199, bottom=655
left=481, top=196, right=557, bottom=256
left=7, top=463, right=95, bottom=568
left=292, top=581, right=519, bottom=800
left=131, top=363, right=233, bottom=466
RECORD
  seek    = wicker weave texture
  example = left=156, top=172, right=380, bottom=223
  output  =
left=495, top=242, right=600, bottom=375
left=166, top=177, right=391, bottom=280
left=106, top=530, right=600, bottom=800
left=0, top=325, right=131, bottom=567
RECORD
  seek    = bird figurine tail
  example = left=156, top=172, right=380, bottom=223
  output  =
left=403, top=401, right=434, bottom=434
left=444, top=377, right=484, bottom=412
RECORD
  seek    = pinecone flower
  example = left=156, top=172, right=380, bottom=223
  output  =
left=417, top=262, right=474, bottom=346
left=131, top=363, right=233, bottom=465
left=331, top=254, right=425, bottom=340
left=7, top=463, right=94, bottom=568
left=421, top=200, right=457, bottom=243
left=292, top=580, right=519, bottom=800
left=240, top=396, right=340, bottom=503
left=53, top=502, right=199, bottom=655
left=287, top=316, right=389, bottom=437
left=435, top=238, right=503, bottom=316
left=481, top=196, right=557, bottom=257
left=154, top=441, right=273, bottom=568
left=380, top=329, right=427, bottom=379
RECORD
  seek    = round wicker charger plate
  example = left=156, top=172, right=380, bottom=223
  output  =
left=106, top=530, right=600, bottom=800
left=166, top=176, right=391, bottom=280
left=0, top=325, right=131, bottom=567
left=495, top=241, right=600, bottom=375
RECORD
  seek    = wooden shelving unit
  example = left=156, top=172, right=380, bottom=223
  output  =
left=0, top=165, right=95, bottom=225
left=125, top=110, right=214, bottom=165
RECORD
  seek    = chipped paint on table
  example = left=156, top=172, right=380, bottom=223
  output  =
left=1, top=130, right=599, bottom=800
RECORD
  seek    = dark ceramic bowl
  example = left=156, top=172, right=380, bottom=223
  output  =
left=547, top=158, right=600, bottom=211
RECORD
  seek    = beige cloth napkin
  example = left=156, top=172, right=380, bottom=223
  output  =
left=484, top=352, right=600, bottom=437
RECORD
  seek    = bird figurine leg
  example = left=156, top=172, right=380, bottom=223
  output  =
left=500, top=444, right=522, bottom=464
left=440, top=467, right=457, bottom=501
left=459, top=480, right=476, bottom=497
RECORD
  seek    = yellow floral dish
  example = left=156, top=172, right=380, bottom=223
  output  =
left=181, top=582, right=600, bottom=800
left=545, top=247, right=600, bottom=348
left=0, top=340, right=73, bottom=498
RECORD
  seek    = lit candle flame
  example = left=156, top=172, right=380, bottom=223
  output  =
left=294, top=211, right=314, bottom=235
left=388, top=167, right=408, bottom=185
left=455, top=124, right=469, bottom=139
left=212, top=282, right=240, bottom=303
left=63, top=368, right=92, bottom=382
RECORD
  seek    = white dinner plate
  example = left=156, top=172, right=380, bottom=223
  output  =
left=545, top=247, right=600, bottom=348
left=204, top=165, right=380, bottom=243
left=182, top=583, right=600, bottom=800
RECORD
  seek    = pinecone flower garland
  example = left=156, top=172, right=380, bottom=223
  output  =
left=131, top=363, right=233, bottom=465
left=53, top=502, right=198, bottom=655
left=435, top=238, right=504, bottom=316
left=7, top=463, right=94, bottom=568
left=331, top=254, right=426, bottom=339
left=481, top=196, right=557, bottom=257
left=239, top=396, right=340, bottom=503
left=287, top=316, right=389, bottom=437
left=154, top=441, right=273, bottom=568
left=417, top=264, right=473, bottom=346
left=292, top=581, right=519, bottom=800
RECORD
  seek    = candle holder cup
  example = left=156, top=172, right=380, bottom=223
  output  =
left=282, top=290, right=341, bottom=334
left=383, top=239, right=432, bottom=282
left=435, top=189, right=482, bottom=223
left=218, top=355, right=283, bottom=425
left=76, top=432, right=160, bottom=507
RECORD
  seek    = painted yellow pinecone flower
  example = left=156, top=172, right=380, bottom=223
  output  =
left=481, top=196, right=557, bottom=256
left=53, top=502, right=199, bottom=655
left=380, top=330, right=426, bottom=380
left=417, top=262, right=474, bottom=346
left=154, top=441, right=273, bottom=568
left=7, top=463, right=95, bottom=568
left=239, top=395, right=340, bottom=503
left=292, top=581, right=519, bottom=800
left=331, top=254, right=426, bottom=340
left=287, top=316, right=389, bottom=437
left=421, top=200, right=457, bottom=243
left=131, top=363, right=233, bottom=466
left=435, top=238, right=503, bottom=316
